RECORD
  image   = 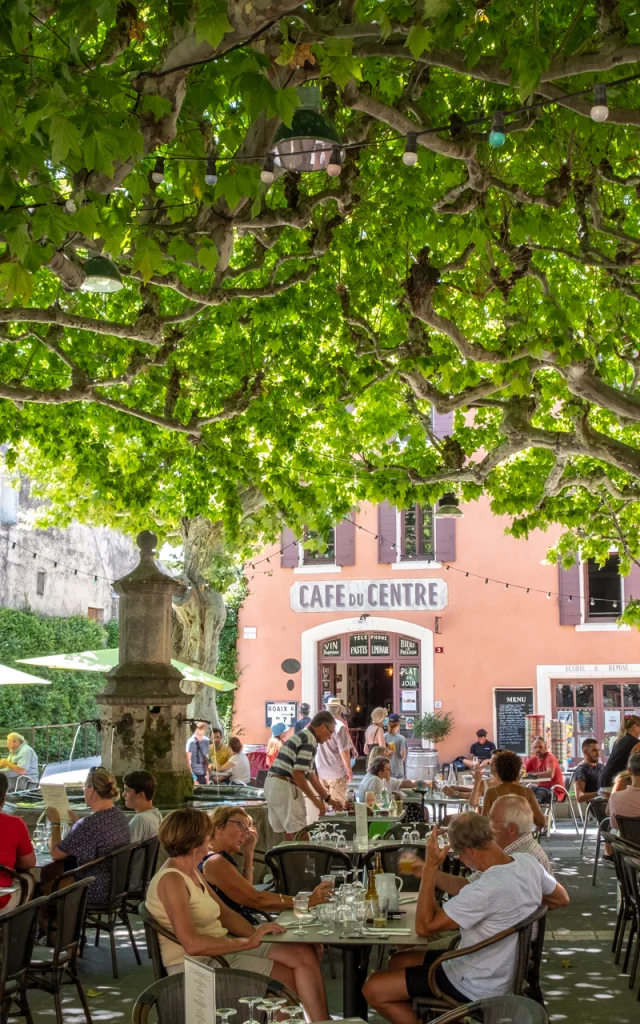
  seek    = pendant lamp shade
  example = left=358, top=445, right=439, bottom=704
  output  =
left=272, top=87, right=344, bottom=173
left=81, top=255, right=123, bottom=293
left=435, top=493, right=464, bottom=518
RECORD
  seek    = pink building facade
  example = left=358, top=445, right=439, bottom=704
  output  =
left=235, top=495, right=640, bottom=766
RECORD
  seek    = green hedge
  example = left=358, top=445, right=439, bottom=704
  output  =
left=215, top=580, right=247, bottom=731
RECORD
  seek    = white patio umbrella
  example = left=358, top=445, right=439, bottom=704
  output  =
left=0, top=664, right=50, bottom=685
left=17, top=649, right=235, bottom=691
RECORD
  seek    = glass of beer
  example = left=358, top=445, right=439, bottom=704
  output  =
left=369, top=896, right=389, bottom=928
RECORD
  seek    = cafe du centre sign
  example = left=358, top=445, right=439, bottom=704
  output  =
left=290, top=578, right=448, bottom=613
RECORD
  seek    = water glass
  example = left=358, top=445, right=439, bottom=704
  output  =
left=353, top=898, right=368, bottom=934
left=320, top=873, right=335, bottom=894
left=316, top=902, right=336, bottom=935
left=338, top=904, right=358, bottom=937
left=292, top=895, right=310, bottom=935
left=368, top=896, right=389, bottom=928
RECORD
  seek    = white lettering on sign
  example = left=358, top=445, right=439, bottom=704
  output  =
left=563, top=664, right=630, bottom=674
left=290, top=578, right=448, bottom=613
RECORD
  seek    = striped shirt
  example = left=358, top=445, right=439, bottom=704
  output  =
left=268, top=727, right=317, bottom=780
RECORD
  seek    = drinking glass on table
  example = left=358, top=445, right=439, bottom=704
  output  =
left=292, top=895, right=311, bottom=935
left=316, top=902, right=336, bottom=936
left=216, top=1009, right=237, bottom=1024
left=369, top=896, right=389, bottom=928
left=365, top=791, right=375, bottom=809
left=238, top=996, right=262, bottom=1024
left=410, top=826, right=421, bottom=843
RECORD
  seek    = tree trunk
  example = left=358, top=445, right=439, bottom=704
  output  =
left=171, top=516, right=227, bottom=725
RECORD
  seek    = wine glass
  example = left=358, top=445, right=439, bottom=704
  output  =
left=292, top=895, right=311, bottom=935
left=216, top=1009, right=237, bottom=1024
left=239, top=996, right=262, bottom=1024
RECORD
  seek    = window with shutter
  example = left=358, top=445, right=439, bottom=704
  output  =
left=432, top=410, right=454, bottom=440
left=435, top=517, right=456, bottom=563
left=302, top=527, right=336, bottom=565
left=400, top=505, right=435, bottom=560
left=378, top=502, right=397, bottom=563
left=334, top=517, right=355, bottom=566
left=585, top=555, right=622, bottom=621
left=558, top=563, right=581, bottom=625
left=280, top=527, right=299, bottom=568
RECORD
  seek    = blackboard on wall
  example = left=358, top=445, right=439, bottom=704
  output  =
left=494, top=688, right=534, bottom=753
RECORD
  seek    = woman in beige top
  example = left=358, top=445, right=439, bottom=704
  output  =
left=146, top=808, right=329, bottom=1021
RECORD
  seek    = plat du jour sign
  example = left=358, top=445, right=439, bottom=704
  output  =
left=290, top=578, right=448, bottom=612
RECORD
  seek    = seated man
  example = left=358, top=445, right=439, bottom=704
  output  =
left=482, top=750, right=546, bottom=829
left=609, top=751, right=640, bottom=829
left=209, top=728, right=232, bottom=774
left=462, top=729, right=496, bottom=769
left=0, top=732, right=39, bottom=790
left=123, top=770, right=163, bottom=842
left=523, top=735, right=564, bottom=805
left=0, top=773, right=36, bottom=908
left=357, top=755, right=414, bottom=803
left=211, top=737, right=251, bottom=785
left=572, top=737, right=607, bottom=821
left=364, top=813, right=569, bottom=1021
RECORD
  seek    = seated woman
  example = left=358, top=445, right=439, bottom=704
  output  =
left=358, top=756, right=415, bottom=803
left=202, top=806, right=330, bottom=920
left=211, top=737, right=251, bottom=785
left=0, top=773, right=35, bottom=909
left=147, top=808, right=329, bottom=1022
left=482, top=750, right=546, bottom=830
left=45, top=766, right=130, bottom=905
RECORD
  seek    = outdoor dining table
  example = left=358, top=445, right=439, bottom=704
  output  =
left=269, top=894, right=430, bottom=1018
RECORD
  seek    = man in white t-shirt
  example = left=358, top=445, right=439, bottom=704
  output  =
left=364, top=813, right=569, bottom=1022
left=314, top=697, right=353, bottom=804
left=212, top=737, right=251, bottom=785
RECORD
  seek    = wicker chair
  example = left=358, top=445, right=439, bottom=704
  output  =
left=427, top=994, right=549, bottom=1022
left=132, top=966, right=304, bottom=1024
left=26, top=878, right=93, bottom=1024
left=264, top=844, right=353, bottom=893
left=616, top=815, right=640, bottom=848
left=412, top=906, right=547, bottom=1019
left=138, top=901, right=230, bottom=981
left=0, top=892, right=50, bottom=1024
left=0, top=863, right=34, bottom=913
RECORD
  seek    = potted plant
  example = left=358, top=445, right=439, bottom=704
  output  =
left=412, top=711, right=455, bottom=749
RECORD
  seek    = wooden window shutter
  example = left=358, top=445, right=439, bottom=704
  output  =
left=280, top=527, right=299, bottom=568
left=433, top=410, right=454, bottom=439
left=558, top=562, right=581, bottom=625
left=623, top=562, right=640, bottom=606
left=378, top=502, right=397, bottom=563
left=435, top=518, right=456, bottom=562
left=334, top=518, right=355, bottom=566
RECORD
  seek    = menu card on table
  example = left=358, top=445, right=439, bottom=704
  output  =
left=185, top=955, right=216, bottom=1024
left=355, top=802, right=369, bottom=849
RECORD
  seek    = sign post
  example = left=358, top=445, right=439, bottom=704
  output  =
left=265, top=701, right=298, bottom=728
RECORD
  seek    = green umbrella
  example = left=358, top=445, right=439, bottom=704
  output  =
left=17, top=649, right=235, bottom=692
left=0, top=664, right=50, bottom=685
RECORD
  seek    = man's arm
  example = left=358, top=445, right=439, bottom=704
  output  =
left=415, top=830, right=460, bottom=936
left=292, top=769, right=327, bottom=813
left=543, top=880, right=570, bottom=910
left=340, top=748, right=353, bottom=780
left=574, top=779, right=598, bottom=803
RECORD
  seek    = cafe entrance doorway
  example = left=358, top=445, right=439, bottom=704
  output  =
left=346, top=662, right=394, bottom=737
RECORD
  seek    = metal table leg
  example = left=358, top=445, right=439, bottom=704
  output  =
left=342, top=946, right=370, bottom=1018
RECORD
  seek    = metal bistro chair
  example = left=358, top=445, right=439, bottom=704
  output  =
left=264, top=844, right=353, bottom=894
left=126, top=836, right=161, bottom=915
left=623, top=855, right=640, bottom=998
left=138, top=901, right=230, bottom=981
left=578, top=797, right=608, bottom=853
left=600, top=832, right=638, bottom=969
left=132, top=967, right=304, bottom=1024
left=616, top=815, right=640, bottom=848
left=0, top=891, right=50, bottom=1024
left=428, top=994, right=549, bottom=1023
left=52, top=842, right=139, bottom=979
left=546, top=785, right=580, bottom=835
left=26, top=878, right=93, bottom=1024
left=412, top=906, right=547, bottom=1020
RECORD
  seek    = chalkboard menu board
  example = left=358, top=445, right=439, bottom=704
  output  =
left=400, top=665, right=420, bottom=688
left=322, top=638, right=341, bottom=657
left=494, top=688, right=534, bottom=752
left=349, top=634, right=369, bottom=657
left=370, top=634, right=390, bottom=656
left=399, top=637, right=419, bottom=657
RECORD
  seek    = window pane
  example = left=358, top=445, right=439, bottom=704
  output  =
left=420, top=506, right=435, bottom=558
left=303, top=527, right=335, bottom=563
left=575, top=685, right=594, bottom=707
left=603, top=684, right=621, bottom=707
left=587, top=555, right=622, bottom=618
left=403, top=507, right=417, bottom=557
left=624, top=684, right=640, bottom=706
left=555, top=684, right=575, bottom=708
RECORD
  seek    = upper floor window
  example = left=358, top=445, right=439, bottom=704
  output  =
left=586, top=555, right=622, bottom=621
left=400, top=505, right=434, bottom=561
left=301, top=527, right=336, bottom=566
left=36, top=570, right=45, bottom=596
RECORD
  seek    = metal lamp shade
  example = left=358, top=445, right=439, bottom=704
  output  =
left=81, top=255, right=123, bottom=293
left=272, top=108, right=344, bottom=172
left=435, top=493, right=464, bottom=518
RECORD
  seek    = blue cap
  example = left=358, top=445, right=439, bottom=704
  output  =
left=388, top=713, right=401, bottom=722
left=271, top=722, right=288, bottom=737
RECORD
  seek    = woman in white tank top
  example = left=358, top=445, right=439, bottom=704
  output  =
left=147, top=808, right=329, bottom=1021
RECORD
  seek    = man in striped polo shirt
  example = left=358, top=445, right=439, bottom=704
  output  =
left=264, top=710, right=345, bottom=838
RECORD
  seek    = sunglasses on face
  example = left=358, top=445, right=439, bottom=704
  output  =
left=228, top=819, right=250, bottom=834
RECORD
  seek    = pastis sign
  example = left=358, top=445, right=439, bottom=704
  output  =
left=290, top=578, right=448, bottom=613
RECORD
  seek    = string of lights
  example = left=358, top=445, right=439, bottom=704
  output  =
left=246, top=514, right=634, bottom=609
left=7, top=536, right=114, bottom=584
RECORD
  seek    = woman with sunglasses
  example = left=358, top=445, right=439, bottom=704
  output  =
left=45, top=766, right=130, bottom=904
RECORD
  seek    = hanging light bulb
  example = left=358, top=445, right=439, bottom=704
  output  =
left=272, top=86, right=344, bottom=173
left=488, top=111, right=506, bottom=148
left=590, top=83, right=609, bottom=122
left=260, top=153, right=275, bottom=185
left=402, top=132, right=418, bottom=166
left=81, top=255, right=123, bottom=294
left=435, top=493, right=464, bottom=518
left=326, top=145, right=343, bottom=177
left=151, top=157, right=165, bottom=183
left=204, top=156, right=218, bottom=185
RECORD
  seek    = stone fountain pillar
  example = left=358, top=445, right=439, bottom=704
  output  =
left=96, top=530, right=193, bottom=806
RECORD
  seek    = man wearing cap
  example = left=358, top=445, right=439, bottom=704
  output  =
left=462, top=729, right=496, bottom=769
left=385, top=714, right=408, bottom=779
left=293, top=703, right=312, bottom=734
left=315, top=697, right=353, bottom=805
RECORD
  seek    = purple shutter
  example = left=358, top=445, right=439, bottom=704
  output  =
left=334, top=517, right=355, bottom=566
left=558, top=562, right=581, bottom=625
left=378, top=502, right=397, bottom=563
left=435, top=518, right=456, bottom=563
left=624, top=561, right=640, bottom=605
left=280, top=527, right=299, bottom=568
left=433, top=410, right=453, bottom=439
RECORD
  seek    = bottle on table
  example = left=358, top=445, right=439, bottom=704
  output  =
left=447, top=763, right=457, bottom=787
left=366, top=851, right=383, bottom=899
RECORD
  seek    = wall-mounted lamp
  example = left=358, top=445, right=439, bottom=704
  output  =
left=434, top=616, right=442, bottom=634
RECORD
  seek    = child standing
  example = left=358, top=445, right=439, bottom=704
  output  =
left=385, top=713, right=407, bottom=779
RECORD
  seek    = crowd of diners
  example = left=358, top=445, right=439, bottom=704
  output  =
left=2, top=712, right=640, bottom=1020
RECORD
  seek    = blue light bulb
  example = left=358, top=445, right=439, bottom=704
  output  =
left=488, top=111, right=506, bottom=149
